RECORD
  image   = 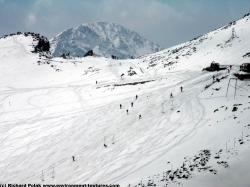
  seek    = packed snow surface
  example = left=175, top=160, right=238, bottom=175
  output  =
left=0, top=14, right=250, bottom=187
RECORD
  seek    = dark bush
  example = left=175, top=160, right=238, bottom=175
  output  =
left=84, top=50, right=94, bottom=57
left=34, top=37, right=50, bottom=53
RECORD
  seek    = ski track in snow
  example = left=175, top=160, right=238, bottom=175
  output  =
left=1, top=15, right=250, bottom=186
left=0, top=70, right=208, bottom=184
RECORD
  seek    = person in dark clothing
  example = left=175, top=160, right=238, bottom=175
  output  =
left=126, top=109, right=129, bottom=115
left=135, top=95, right=138, bottom=100
left=139, top=114, right=142, bottom=119
left=170, top=93, right=173, bottom=98
left=131, top=102, right=133, bottom=107
left=212, top=75, right=215, bottom=81
left=180, top=86, right=183, bottom=92
left=72, top=156, right=75, bottom=162
left=120, top=104, right=122, bottom=109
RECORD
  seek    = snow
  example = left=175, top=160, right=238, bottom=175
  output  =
left=0, top=14, right=250, bottom=187
left=50, top=22, right=160, bottom=59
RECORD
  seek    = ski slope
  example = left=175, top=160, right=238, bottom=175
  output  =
left=0, top=14, right=250, bottom=186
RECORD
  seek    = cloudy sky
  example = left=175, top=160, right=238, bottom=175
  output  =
left=0, top=0, right=250, bottom=47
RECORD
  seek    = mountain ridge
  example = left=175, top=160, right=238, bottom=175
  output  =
left=50, top=21, right=161, bottom=59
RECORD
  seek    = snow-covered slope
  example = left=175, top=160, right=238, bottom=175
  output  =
left=141, top=13, right=250, bottom=72
left=0, top=14, right=250, bottom=187
left=50, top=22, right=160, bottom=59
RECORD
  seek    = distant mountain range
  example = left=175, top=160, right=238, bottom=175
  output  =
left=50, top=22, right=161, bottom=59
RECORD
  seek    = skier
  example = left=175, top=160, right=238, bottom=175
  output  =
left=103, top=136, right=108, bottom=148
left=126, top=109, right=129, bottom=115
left=170, top=92, right=173, bottom=98
left=180, top=86, right=183, bottom=92
left=135, top=95, right=138, bottom=100
left=96, top=80, right=98, bottom=84
left=112, top=135, right=115, bottom=144
left=120, top=73, right=125, bottom=79
left=212, top=75, right=215, bottom=81
left=120, top=104, right=122, bottom=109
left=131, top=102, right=133, bottom=107
left=72, top=156, right=75, bottom=162
left=139, top=114, right=142, bottom=120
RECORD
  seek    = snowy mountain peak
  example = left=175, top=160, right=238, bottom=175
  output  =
left=50, top=22, right=161, bottom=59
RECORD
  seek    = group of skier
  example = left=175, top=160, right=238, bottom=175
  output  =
left=170, top=86, right=183, bottom=99
left=72, top=87, right=185, bottom=160
left=120, top=94, right=141, bottom=119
